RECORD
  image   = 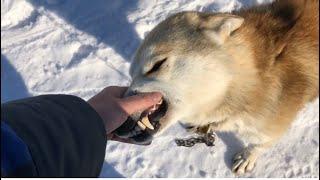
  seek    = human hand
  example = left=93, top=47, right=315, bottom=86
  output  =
left=87, top=86, right=162, bottom=144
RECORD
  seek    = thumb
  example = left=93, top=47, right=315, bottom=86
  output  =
left=118, top=92, right=162, bottom=115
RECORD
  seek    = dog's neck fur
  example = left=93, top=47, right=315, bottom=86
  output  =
left=207, top=1, right=306, bottom=125
left=208, top=0, right=318, bottom=133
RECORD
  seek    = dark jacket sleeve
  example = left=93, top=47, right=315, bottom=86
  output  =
left=1, top=95, right=107, bottom=177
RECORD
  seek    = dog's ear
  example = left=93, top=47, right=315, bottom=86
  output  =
left=200, top=14, right=244, bottom=44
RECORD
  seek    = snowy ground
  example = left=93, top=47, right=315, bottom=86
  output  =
left=1, top=0, right=319, bottom=178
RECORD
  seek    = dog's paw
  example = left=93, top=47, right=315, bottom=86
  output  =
left=232, top=148, right=257, bottom=175
left=195, top=125, right=211, bottom=135
left=184, top=126, right=197, bottom=133
left=184, top=125, right=210, bottom=135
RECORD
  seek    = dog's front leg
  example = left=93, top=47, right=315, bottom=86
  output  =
left=186, top=120, right=233, bottom=135
left=208, top=120, right=234, bottom=132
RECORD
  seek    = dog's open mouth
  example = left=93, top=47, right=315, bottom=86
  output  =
left=114, top=98, right=168, bottom=144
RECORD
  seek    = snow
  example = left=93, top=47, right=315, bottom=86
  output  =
left=1, top=0, right=318, bottom=178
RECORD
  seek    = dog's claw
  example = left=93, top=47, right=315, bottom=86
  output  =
left=232, top=149, right=257, bottom=175
left=232, top=159, right=244, bottom=172
left=233, top=153, right=243, bottom=161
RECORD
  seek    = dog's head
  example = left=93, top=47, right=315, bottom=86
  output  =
left=122, top=12, right=247, bottom=144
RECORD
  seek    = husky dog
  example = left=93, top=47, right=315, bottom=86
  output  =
left=119, top=0, right=319, bottom=174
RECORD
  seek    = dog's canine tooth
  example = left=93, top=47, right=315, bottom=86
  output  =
left=151, top=105, right=157, bottom=111
left=157, top=99, right=163, bottom=105
left=141, top=116, right=155, bottom=130
left=137, top=121, right=146, bottom=130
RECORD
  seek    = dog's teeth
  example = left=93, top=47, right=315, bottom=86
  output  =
left=151, top=105, right=157, bottom=111
left=157, top=99, right=163, bottom=105
left=149, top=107, right=156, bottom=114
left=137, top=121, right=146, bottom=130
left=141, top=116, right=154, bottom=130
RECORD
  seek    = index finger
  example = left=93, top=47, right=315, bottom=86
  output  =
left=118, top=92, right=162, bottom=115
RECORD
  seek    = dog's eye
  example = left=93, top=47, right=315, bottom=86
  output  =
left=146, top=58, right=167, bottom=75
